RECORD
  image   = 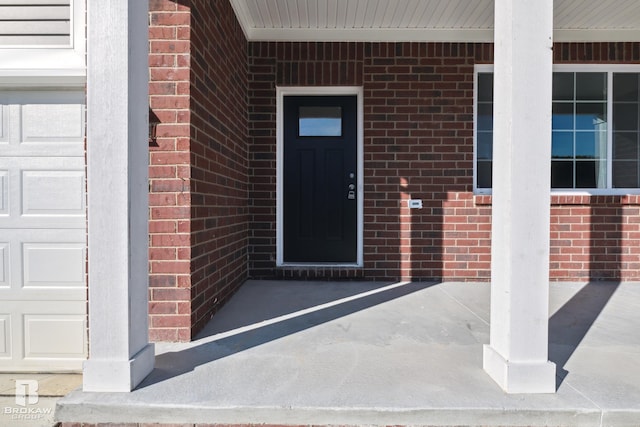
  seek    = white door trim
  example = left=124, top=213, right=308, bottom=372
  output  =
left=276, top=86, right=364, bottom=267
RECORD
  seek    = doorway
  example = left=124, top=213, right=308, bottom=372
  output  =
left=277, top=88, right=363, bottom=266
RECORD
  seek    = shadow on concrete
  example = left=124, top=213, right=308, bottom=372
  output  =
left=549, top=281, right=620, bottom=389
left=138, top=280, right=438, bottom=388
left=193, top=281, right=398, bottom=339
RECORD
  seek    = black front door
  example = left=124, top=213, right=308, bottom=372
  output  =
left=283, top=95, right=357, bottom=263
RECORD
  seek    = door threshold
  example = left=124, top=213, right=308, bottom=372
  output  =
left=279, top=263, right=362, bottom=268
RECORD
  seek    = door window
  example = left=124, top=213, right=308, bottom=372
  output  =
left=298, top=106, right=343, bottom=137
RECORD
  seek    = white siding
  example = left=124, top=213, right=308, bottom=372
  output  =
left=0, top=1, right=71, bottom=46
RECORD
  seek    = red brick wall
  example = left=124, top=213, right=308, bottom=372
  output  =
left=549, top=43, right=640, bottom=281
left=549, top=195, right=640, bottom=280
left=149, top=18, right=640, bottom=342
left=248, top=42, right=492, bottom=281
left=149, top=0, right=192, bottom=341
left=248, top=41, right=640, bottom=282
left=363, top=43, right=490, bottom=281
left=188, top=0, right=249, bottom=334
left=148, top=0, right=248, bottom=341
left=248, top=42, right=367, bottom=280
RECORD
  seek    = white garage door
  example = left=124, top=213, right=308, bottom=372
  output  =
left=0, top=90, right=87, bottom=371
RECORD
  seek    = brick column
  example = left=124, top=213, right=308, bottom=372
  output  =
left=148, top=0, right=192, bottom=342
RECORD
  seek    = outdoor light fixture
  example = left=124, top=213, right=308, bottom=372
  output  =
left=149, top=108, right=160, bottom=145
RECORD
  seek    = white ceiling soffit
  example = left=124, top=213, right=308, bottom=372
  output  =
left=229, top=0, right=640, bottom=42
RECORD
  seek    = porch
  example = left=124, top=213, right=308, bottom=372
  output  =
left=56, top=280, right=640, bottom=426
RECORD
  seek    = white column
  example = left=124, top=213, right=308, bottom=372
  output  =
left=483, top=0, right=556, bottom=393
left=83, top=0, right=155, bottom=392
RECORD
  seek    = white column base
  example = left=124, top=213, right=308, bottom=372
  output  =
left=483, top=345, right=556, bottom=394
left=83, top=343, right=155, bottom=392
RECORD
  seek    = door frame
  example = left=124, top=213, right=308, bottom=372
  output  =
left=276, top=86, right=364, bottom=267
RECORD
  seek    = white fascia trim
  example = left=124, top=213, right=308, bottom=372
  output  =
left=224, top=10, right=640, bottom=44
left=246, top=28, right=495, bottom=43
left=229, top=0, right=254, bottom=41
left=555, top=29, right=640, bottom=42
left=276, top=86, right=364, bottom=268
left=0, top=0, right=86, bottom=79
left=553, top=63, right=640, bottom=72
left=246, top=27, right=640, bottom=43
left=0, top=72, right=87, bottom=89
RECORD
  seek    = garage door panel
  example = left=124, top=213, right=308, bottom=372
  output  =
left=22, top=170, right=85, bottom=216
left=22, top=103, right=84, bottom=142
left=0, top=89, right=86, bottom=371
left=0, top=314, right=10, bottom=358
left=23, top=243, right=84, bottom=287
left=0, top=157, right=85, bottom=229
left=0, top=104, right=7, bottom=143
left=0, top=243, right=7, bottom=288
left=2, top=229, right=85, bottom=299
left=0, top=92, right=84, bottom=157
left=0, top=301, right=86, bottom=371
left=24, top=314, right=86, bottom=359
left=0, top=144, right=83, bottom=158
left=0, top=170, right=7, bottom=215
left=0, top=289, right=86, bottom=302
left=1, top=228, right=85, bottom=299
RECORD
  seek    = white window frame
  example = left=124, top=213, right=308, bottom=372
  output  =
left=0, top=0, right=85, bottom=87
left=474, top=63, right=640, bottom=196
left=276, top=86, right=364, bottom=267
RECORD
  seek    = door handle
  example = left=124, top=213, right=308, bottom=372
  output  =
left=348, top=172, right=356, bottom=199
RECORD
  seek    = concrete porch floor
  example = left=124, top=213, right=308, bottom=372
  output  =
left=56, top=280, right=640, bottom=426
